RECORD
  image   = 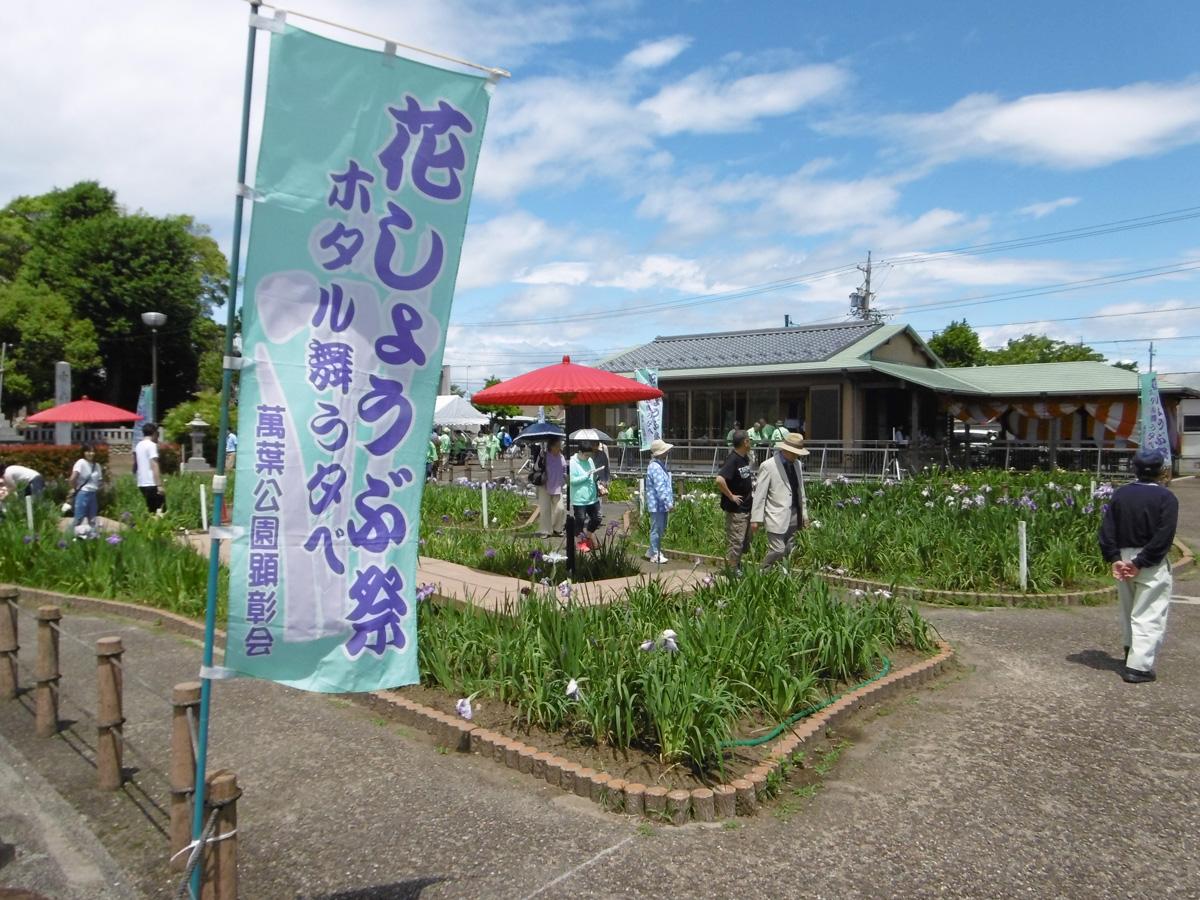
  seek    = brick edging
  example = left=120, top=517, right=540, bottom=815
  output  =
left=3, top=582, right=952, bottom=823
left=366, top=640, right=955, bottom=824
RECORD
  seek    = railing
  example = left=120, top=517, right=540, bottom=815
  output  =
left=15, top=426, right=136, bottom=447
left=611, top=438, right=1143, bottom=481
left=944, top=441, right=1139, bottom=477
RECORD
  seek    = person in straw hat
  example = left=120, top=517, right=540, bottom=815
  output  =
left=751, top=431, right=809, bottom=570
left=644, top=438, right=675, bottom=564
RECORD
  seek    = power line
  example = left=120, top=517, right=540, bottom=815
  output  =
left=878, top=205, right=1200, bottom=266
left=452, top=263, right=861, bottom=327
left=970, top=304, right=1200, bottom=330
left=867, top=260, right=1200, bottom=319
left=452, top=202, right=1200, bottom=329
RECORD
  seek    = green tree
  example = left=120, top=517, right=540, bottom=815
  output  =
left=985, top=334, right=1106, bottom=365
left=928, top=319, right=987, bottom=367
left=0, top=282, right=101, bottom=413
left=161, top=389, right=237, bottom=462
left=0, top=181, right=229, bottom=414
left=472, top=375, right=520, bottom=417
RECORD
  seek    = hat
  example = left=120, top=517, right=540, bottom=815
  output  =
left=649, top=438, right=674, bottom=457
left=774, top=433, right=810, bottom=456
left=1133, top=447, right=1165, bottom=474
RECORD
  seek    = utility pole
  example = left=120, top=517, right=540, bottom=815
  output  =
left=849, top=251, right=882, bottom=323
left=1148, top=341, right=1155, bottom=372
left=0, top=342, right=7, bottom=414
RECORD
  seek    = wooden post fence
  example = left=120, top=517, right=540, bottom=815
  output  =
left=0, top=586, right=18, bottom=700
left=34, top=605, right=61, bottom=737
left=95, top=637, right=125, bottom=790
left=170, top=681, right=201, bottom=872
left=201, top=770, right=241, bottom=900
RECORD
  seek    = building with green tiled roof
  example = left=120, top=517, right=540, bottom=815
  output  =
left=593, top=322, right=1195, bottom=453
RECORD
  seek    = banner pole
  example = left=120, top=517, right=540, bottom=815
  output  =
left=190, top=5, right=262, bottom=897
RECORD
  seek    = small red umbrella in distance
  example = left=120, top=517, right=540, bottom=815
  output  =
left=472, top=356, right=662, bottom=571
left=25, top=397, right=144, bottom=424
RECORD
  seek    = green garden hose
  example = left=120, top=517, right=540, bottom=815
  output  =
left=719, top=655, right=892, bottom=749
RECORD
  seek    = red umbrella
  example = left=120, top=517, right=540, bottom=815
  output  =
left=472, top=355, right=662, bottom=406
left=25, top=397, right=144, bottom=424
left=472, top=356, right=662, bottom=573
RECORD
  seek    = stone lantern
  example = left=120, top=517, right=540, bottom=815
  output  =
left=184, top=415, right=212, bottom=472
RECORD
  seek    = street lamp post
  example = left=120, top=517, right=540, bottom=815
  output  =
left=141, top=311, right=167, bottom=423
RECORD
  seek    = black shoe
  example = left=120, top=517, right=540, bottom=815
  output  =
left=1121, top=667, right=1156, bottom=684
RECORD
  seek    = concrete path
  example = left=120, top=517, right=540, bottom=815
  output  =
left=1, top=479, right=1198, bottom=898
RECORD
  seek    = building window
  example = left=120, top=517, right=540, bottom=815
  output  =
left=809, top=385, right=841, bottom=440
left=665, top=391, right=688, bottom=439
left=1184, top=414, right=1200, bottom=433
left=747, top=387, right=776, bottom=427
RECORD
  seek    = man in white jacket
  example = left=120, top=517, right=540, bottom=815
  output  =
left=751, top=432, right=809, bottom=570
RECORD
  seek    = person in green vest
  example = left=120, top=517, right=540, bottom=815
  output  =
left=452, top=430, right=470, bottom=465
left=474, top=429, right=494, bottom=471
left=438, top=427, right=451, bottom=470
left=487, top=428, right=501, bottom=470
left=773, top=419, right=790, bottom=441
left=725, top=421, right=742, bottom=446
left=747, top=419, right=764, bottom=445
left=426, top=432, right=439, bottom=480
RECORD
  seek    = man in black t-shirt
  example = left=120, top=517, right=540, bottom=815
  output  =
left=715, top=429, right=754, bottom=572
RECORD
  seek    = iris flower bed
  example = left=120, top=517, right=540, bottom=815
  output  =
left=420, top=522, right=641, bottom=583
left=418, top=569, right=935, bottom=774
left=421, top=479, right=530, bottom=529
left=635, top=470, right=1113, bottom=592
left=0, top=497, right=226, bottom=618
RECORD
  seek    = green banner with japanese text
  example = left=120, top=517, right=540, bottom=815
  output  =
left=225, top=25, right=492, bottom=692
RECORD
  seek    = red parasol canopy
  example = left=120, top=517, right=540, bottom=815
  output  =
left=25, top=397, right=144, bottom=424
left=471, top=356, right=662, bottom=407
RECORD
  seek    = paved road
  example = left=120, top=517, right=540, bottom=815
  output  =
left=2, top=479, right=1199, bottom=898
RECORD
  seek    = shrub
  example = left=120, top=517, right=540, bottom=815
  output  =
left=0, top=443, right=111, bottom=480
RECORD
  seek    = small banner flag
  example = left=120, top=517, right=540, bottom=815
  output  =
left=226, top=25, right=493, bottom=692
left=635, top=367, right=661, bottom=451
left=136, top=385, right=153, bottom=431
left=1137, top=372, right=1172, bottom=466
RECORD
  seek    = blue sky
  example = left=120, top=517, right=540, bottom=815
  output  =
left=3, top=0, right=1199, bottom=388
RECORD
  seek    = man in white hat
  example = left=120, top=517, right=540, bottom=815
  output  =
left=751, top=432, right=809, bottom=570
left=644, top=438, right=674, bottom=563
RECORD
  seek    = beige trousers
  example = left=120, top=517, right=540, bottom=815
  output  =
left=537, top=487, right=566, bottom=535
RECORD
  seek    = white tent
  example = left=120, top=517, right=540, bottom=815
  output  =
left=433, top=394, right=490, bottom=431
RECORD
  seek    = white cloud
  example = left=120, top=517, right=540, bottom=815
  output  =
left=592, top=254, right=741, bottom=294
left=639, top=65, right=847, bottom=134
left=457, top=211, right=560, bottom=290
left=880, top=81, right=1200, bottom=169
left=1018, top=197, right=1080, bottom=219
left=515, top=261, right=593, bottom=286
left=621, top=36, right=692, bottom=70
left=764, top=171, right=901, bottom=235
left=0, top=0, right=602, bottom=241
left=474, top=77, right=656, bottom=200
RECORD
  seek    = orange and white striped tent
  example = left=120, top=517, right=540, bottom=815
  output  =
left=947, top=398, right=1143, bottom=446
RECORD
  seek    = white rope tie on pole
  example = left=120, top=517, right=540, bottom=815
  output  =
left=240, top=0, right=511, bottom=78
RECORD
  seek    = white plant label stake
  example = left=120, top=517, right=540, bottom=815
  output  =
left=1018, top=520, right=1028, bottom=591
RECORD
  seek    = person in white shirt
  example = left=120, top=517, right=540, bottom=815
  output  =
left=2, top=464, right=44, bottom=498
left=70, top=443, right=103, bottom=533
left=135, top=423, right=165, bottom=513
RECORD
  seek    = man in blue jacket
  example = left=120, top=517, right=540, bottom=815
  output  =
left=1098, top=448, right=1179, bottom=683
